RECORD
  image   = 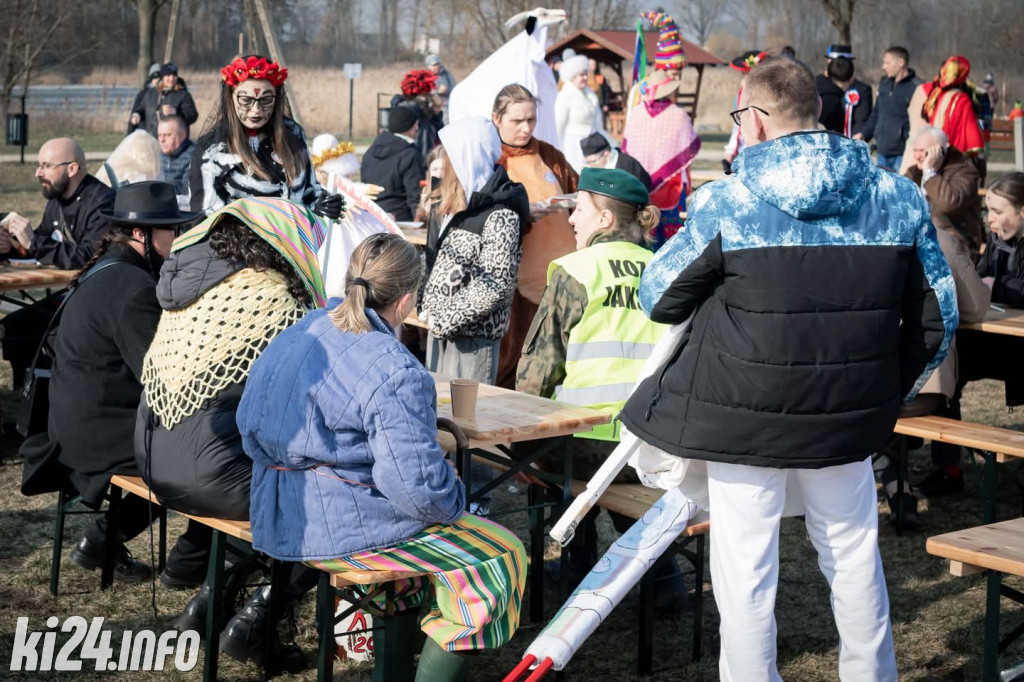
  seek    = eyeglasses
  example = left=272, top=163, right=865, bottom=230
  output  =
left=729, top=105, right=771, bottom=126
left=235, top=94, right=276, bottom=110
left=36, top=161, right=73, bottom=171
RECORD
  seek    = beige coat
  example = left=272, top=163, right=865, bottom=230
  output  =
left=921, top=227, right=991, bottom=398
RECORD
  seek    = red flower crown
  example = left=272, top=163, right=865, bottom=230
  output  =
left=221, top=56, right=288, bottom=88
left=400, top=69, right=437, bottom=97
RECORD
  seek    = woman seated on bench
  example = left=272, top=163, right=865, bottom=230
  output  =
left=135, top=197, right=329, bottom=669
left=238, top=233, right=527, bottom=681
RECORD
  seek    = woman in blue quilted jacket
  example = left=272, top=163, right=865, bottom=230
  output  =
left=238, top=232, right=527, bottom=681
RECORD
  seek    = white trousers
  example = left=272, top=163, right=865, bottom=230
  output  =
left=706, top=457, right=898, bottom=682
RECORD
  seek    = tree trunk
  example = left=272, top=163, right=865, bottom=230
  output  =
left=135, top=0, right=156, bottom=83
left=818, top=0, right=854, bottom=44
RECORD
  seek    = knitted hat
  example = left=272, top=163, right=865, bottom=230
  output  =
left=425, top=54, right=441, bottom=67
left=173, top=197, right=328, bottom=308
left=387, top=105, right=418, bottom=134
left=578, top=168, right=649, bottom=207
left=148, top=63, right=162, bottom=79
left=580, top=132, right=612, bottom=156
left=160, top=63, right=178, bottom=77
left=643, top=11, right=686, bottom=71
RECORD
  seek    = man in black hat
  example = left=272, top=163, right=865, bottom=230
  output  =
left=580, top=132, right=652, bottom=190
left=360, top=105, right=425, bottom=221
left=45, top=182, right=203, bottom=584
left=130, top=62, right=198, bottom=138
left=816, top=45, right=873, bottom=136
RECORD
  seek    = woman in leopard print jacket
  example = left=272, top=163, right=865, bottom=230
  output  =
left=420, top=117, right=530, bottom=384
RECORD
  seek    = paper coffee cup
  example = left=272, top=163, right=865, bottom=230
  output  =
left=449, top=379, right=479, bottom=418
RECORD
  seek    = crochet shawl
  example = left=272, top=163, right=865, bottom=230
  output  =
left=141, top=267, right=306, bottom=428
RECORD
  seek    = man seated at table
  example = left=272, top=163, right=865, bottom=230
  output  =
left=157, top=116, right=194, bottom=205
left=904, top=126, right=983, bottom=261
left=0, top=137, right=115, bottom=388
left=579, top=132, right=652, bottom=190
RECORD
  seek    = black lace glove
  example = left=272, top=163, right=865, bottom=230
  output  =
left=312, top=190, right=345, bottom=220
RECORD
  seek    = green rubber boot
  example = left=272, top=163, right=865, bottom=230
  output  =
left=414, top=637, right=471, bottom=682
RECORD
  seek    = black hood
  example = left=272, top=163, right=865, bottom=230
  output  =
left=464, top=165, right=530, bottom=229
left=368, top=131, right=415, bottom=161
left=156, top=240, right=243, bottom=311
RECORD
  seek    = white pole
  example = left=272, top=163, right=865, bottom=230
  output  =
left=319, top=171, right=338, bottom=283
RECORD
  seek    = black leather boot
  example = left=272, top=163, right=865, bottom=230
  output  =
left=219, top=585, right=306, bottom=673
left=174, top=557, right=247, bottom=634
left=69, top=536, right=152, bottom=583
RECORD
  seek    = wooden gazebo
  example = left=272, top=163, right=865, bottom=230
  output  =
left=545, top=29, right=726, bottom=137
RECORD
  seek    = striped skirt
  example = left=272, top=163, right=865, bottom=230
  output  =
left=307, top=514, right=527, bottom=651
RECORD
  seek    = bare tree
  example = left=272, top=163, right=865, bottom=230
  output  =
left=818, top=0, right=854, bottom=44
left=0, top=0, right=75, bottom=116
left=675, top=0, right=734, bottom=47
left=131, top=0, right=171, bottom=83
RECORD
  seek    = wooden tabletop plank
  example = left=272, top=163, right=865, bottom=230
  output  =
left=926, top=517, right=1024, bottom=577
left=398, top=225, right=427, bottom=246
left=0, top=265, right=77, bottom=292
left=960, top=306, right=1024, bottom=338
left=894, top=415, right=1024, bottom=459
left=433, top=374, right=611, bottom=446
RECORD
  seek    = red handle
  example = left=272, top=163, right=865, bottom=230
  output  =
left=524, top=657, right=554, bottom=681
left=503, top=654, right=537, bottom=682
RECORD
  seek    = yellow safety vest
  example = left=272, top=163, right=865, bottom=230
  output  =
left=550, top=241, right=668, bottom=441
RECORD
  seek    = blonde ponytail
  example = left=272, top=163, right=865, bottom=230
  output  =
left=329, top=233, right=422, bottom=333
left=590, top=192, right=660, bottom=247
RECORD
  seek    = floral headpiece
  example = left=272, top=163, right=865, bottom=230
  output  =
left=311, top=141, right=356, bottom=169
left=221, top=56, right=288, bottom=88
left=400, top=69, right=437, bottom=98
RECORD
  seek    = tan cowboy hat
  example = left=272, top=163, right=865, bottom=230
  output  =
left=643, top=69, right=684, bottom=100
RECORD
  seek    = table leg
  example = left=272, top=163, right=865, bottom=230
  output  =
left=985, top=570, right=1002, bottom=682
left=528, top=482, right=545, bottom=623
left=316, top=572, right=335, bottom=682
left=896, top=436, right=908, bottom=535
left=203, top=530, right=226, bottom=682
left=984, top=451, right=997, bottom=524
left=559, top=436, right=573, bottom=596
left=102, top=487, right=122, bottom=590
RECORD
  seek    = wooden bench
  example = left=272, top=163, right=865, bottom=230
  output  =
left=927, top=518, right=1024, bottom=680
left=568, top=479, right=710, bottom=674
left=108, top=475, right=272, bottom=682
left=892, top=416, right=1024, bottom=528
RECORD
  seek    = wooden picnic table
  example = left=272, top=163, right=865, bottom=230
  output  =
left=0, top=264, right=77, bottom=293
left=432, top=373, right=610, bottom=446
left=961, top=305, right=1024, bottom=337
left=397, top=223, right=427, bottom=246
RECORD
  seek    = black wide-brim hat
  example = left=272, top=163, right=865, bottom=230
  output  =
left=99, top=181, right=200, bottom=228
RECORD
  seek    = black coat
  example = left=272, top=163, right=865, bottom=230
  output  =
left=614, top=150, right=653, bottom=190
left=360, top=131, right=425, bottom=221
left=817, top=75, right=873, bottom=136
left=132, top=86, right=199, bottom=138
left=50, top=245, right=161, bottom=505
left=134, top=242, right=252, bottom=520
left=978, top=231, right=1024, bottom=308
left=859, top=69, right=922, bottom=156
left=30, top=175, right=115, bottom=269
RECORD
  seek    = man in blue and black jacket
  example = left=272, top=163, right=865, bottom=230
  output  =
left=620, top=57, right=957, bottom=681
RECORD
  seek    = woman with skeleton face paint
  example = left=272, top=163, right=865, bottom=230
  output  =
left=188, top=55, right=343, bottom=220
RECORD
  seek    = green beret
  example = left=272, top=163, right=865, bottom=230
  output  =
left=578, top=167, right=650, bottom=207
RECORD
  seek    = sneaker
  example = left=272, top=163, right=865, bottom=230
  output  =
left=69, top=537, right=152, bottom=583
left=887, top=492, right=921, bottom=531
left=916, top=468, right=965, bottom=497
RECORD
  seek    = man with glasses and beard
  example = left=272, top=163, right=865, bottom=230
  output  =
left=0, top=137, right=116, bottom=388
